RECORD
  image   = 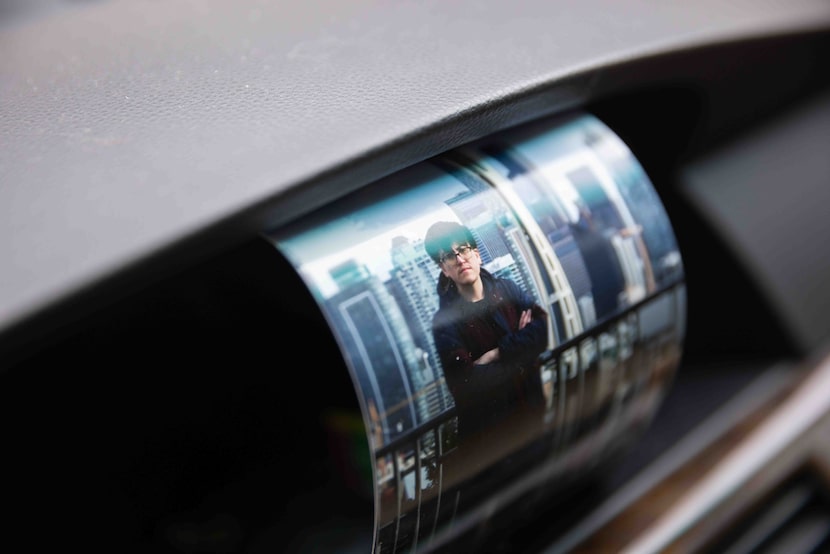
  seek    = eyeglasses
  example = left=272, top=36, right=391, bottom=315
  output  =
left=439, top=245, right=475, bottom=266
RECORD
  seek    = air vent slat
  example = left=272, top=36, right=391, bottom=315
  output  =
left=712, top=471, right=830, bottom=554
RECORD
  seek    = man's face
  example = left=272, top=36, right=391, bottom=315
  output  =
left=439, top=242, right=481, bottom=286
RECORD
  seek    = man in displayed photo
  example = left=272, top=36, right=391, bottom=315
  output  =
left=424, top=221, right=549, bottom=451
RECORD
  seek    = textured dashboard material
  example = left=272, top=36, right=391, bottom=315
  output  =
left=2, top=0, right=830, bottom=352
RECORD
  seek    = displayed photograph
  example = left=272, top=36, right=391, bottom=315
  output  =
left=267, top=112, right=686, bottom=554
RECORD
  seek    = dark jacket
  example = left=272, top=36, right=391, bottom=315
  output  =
left=431, top=269, right=548, bottom=440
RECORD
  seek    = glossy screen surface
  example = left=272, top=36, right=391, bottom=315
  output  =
left=268, top=112, right=686, bottom=553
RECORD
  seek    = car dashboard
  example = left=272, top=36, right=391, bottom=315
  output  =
left=2, top=1, right=830, bottom=553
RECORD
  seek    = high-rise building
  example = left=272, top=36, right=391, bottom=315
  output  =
left=325, top=260, right=423, bottom=448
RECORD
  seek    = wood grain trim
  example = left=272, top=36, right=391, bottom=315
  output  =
left=568, top=348, right=830, bottom=553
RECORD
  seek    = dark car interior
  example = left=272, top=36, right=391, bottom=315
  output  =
left=2, top=2, right=830, bottom=552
